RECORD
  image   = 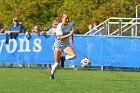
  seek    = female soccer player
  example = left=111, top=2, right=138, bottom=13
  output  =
left=50, top=13, right=76, bottom=80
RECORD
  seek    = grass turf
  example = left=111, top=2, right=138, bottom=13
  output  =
left=0, top=68, right=140, bottom=93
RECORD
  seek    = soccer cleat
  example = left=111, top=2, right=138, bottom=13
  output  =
left=60, top=56, right=65, bottom=68
left=50, top=74, right=54, bottom=80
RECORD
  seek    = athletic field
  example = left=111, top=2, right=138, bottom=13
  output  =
left=0, top=68, right=140, bottom=93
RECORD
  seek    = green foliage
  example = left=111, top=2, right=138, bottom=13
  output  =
left=0, top=0, right=140, bottom=33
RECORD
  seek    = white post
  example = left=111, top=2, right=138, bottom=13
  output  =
left=101, top=66, right=104, bottom=71
left=107, top=21, right=110, bottom=35
left=135, top=4, right=140, bottom=36
left=136, top=5, right=138, bottom=36
left=131, top=25, right=134, bottom=37
left=118, top=19, right=122, bottom=36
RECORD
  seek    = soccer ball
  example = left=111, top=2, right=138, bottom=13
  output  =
left=81, top=58, right=91, bottom=68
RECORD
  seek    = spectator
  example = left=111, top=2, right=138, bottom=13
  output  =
left=47, top=20, right=58, bottom=34
left=40, top=20, right=58, bottom=37
left=88, top=24, right=93, bottom=31
left=32, top=25, right=41, bottom=34
left=6, top=17, right=23, bottom=35
left=6, top=17, right=24, bottom=67
left=6, top=17, right=24, bottom=44
left=88, top=20, right=101, bottom=35
left=32, top=25, right=48, bottom=68
left=19, top=21, right=26, bottom=33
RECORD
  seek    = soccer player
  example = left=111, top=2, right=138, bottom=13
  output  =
left=50, top=13, right=76, bottom=80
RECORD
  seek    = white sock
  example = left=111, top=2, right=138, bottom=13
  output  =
left=51, top=63, right=59, bottom=75
left=65, top=55, right=76, bottom=60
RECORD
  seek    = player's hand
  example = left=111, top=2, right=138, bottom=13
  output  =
left=71, top=28, right=75, bottom=33
left=70, top=39, right=74, bottom=44
left=69, top=30, right=74, bottom=36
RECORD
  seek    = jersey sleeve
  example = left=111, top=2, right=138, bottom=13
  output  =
left=18, top=25, right=23, bottom=32
left=55, top=23, right=63, bottom=36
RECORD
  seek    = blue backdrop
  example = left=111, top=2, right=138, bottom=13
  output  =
left=0, top=34, right=140, bottom=67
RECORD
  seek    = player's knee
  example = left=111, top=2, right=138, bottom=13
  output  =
left=72, top=54, right=76, bottom=59
left=65, top=54, right=76, bottom=60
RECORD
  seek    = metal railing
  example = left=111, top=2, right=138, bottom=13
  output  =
left=85, top=17, right=140, bottom=37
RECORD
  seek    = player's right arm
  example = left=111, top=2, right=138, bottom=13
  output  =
left=56, top=23, right=73, bottom=40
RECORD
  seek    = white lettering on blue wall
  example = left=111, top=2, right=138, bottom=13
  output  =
left=6, top=39, right=17, bottom=53
left=0, top=38, right=42, bottom=54
left=33, top=38, right=42, bottom=52
left=18, top=38, right=31, bottom=52
left=0, top=40, right=5, bottom=53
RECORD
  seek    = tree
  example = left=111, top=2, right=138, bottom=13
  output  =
left=0, top=0, right=139, bottom=33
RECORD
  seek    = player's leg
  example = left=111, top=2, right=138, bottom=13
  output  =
left=50, top=49, right=61, bottom=80
left=60, top=46, right=76, bottom=68
left=63, top=46, right=76, bottom=60
left=60, top=56, right=65, bottom=68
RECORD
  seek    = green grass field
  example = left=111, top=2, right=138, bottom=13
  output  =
left=0, top=68, right=140, bottom=93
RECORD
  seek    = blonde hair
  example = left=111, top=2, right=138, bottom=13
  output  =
left=61, top=13, right=69, bottom=18
left=59, top=13, right=69, bottom=22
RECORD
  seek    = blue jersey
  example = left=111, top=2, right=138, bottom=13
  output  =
left=89, top=29, right=100, bottom=35
left=8, top=24, right=23, bottom=33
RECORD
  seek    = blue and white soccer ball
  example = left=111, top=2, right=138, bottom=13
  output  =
left=81, top=58, right=91, bottom=68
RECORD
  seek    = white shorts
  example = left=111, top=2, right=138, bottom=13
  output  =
left=52, top=46, right=68, bottom=52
